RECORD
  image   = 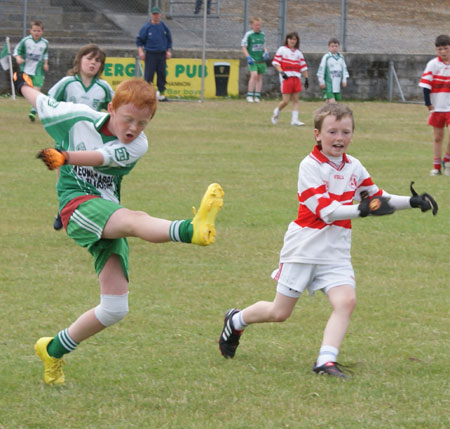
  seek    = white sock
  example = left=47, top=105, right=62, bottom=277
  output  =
left=231, top=311, right=247, bottom=331
left=316, top=345, right=338, bottom=366
left=273, top=107, right=280, bottom=117
left=291, top=110, right=299, bottom=122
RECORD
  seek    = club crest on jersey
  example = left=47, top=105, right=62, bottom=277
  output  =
left=115, top=148, right=130, bottom=161
left=349, top=174, right=358, bottom=189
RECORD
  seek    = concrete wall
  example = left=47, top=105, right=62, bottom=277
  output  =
left=0, top=47, right=433, bottom=102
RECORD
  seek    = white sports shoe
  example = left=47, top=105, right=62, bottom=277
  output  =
left=271, top=112, right=278, bottom=125
left=429, top=168, right=442, bottom=176
left=246, top=96, right=254, bottom=103
left=444, top=162, right=450, bottom=176
left=290, top=120, right=305, bottom=126
left=254, top=97, right=260, bottom=103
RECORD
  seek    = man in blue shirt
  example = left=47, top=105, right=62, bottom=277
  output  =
left=137, top=7, right=172, bottom=102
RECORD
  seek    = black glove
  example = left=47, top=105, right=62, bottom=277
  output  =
left=409, top=181, right=438, bottom=215
left=280, top=72, right=288, bottom=80
left=358, top=194, right=395, bottom=217
left=13, top=71, right=33, bottom=94
left=304, top=78, right=309, bottom=90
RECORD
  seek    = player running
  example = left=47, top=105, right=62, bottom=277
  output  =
left=219, top=103, right=437, bottom=379
left=13, top=72, right=224, bottom=385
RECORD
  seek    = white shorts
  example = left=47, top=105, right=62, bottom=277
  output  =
left=272, top=262, right=356, bottom=298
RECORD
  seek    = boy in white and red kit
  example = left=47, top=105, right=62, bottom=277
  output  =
left=271, top=32, right=309, bottom=126
left=219, top=104, right=438, bottom=378
left=419, top=34, right=450, bottom=176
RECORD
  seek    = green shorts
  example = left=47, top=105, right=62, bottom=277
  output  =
left=30, top=74, right=45, bottom=88
left=323, top=89, right=343, bottom=101
left=248, top=62, right=267, bottom=74
left=66, top=198, right=129, bottom=280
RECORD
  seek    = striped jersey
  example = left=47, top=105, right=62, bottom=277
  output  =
left=279, top=145, right=383, bottom=265
left=419, top=56, right=450, bottom=112
left=317, top=52, right=349, bottom=93
left=13, top=35, right=49, bottom=76
left=272, top=46, right=307, bottom=78
left=48, top=75, right=114, bottom=111
left=241, top=30, right=266, bottom=62
left=35, top=94, right=148, bottom=210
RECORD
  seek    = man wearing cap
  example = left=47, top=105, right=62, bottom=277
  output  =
left=137, top=7, right=172, bottom=102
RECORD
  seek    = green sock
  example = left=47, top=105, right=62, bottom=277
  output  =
left=47, top=329, right=78, bottom=359
left=254, top=92, right=261, bottom=99
left=169, top=219, right=193, bottom=243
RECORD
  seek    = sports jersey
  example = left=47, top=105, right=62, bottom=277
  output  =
left=419, top=56, right=450, bottom=112
left=279, top=145, right=383, bottom=265
left=48, top=75, right=114, bottom=111
left=241, top=30, right=266, bottom=62
left=272, top=46, right=307, bottom=79
left=13, top=35, right=49, bottom=76
left=317, top=52, right=349, bottom=93
left=35, top=94, right=148, bottom=210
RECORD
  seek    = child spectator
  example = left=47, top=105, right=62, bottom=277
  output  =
left=13, top=72, right=224, bottom=385
left=219, top=103, right=437, bottom=378
left=13, top=20, right=49, bottom=121
left=48, top=44, right=114, bottom=231
left=271, top=32, right=309, bottom=126
left=241, top=17, right=269, bottom=103
left=419, top=34, right=450, bottom=176
left=317, top=38, right=349, bottom=103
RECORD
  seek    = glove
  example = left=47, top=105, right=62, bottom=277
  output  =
left=263, top=51, right=269, bottom=61
left=358, top=195, right=395, bottom=217
left=280, top=72, right=288, bottom=80
left=37, top=148, right=69, bottom=170
left=409, top=181, right=438, bottom=215
left=13, top=71, right=33, bottom=94
left=304, top=78, right=309, bottom=90
left=246, top=56, right=254, bottom=65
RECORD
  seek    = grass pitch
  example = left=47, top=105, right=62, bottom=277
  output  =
left=0, top=97, right=449, bottom=428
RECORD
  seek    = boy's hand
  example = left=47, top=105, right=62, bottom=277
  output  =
left=409, top=181, right=438, bottom=215
left=280, top=72, right=288, bottom=80
left=13, top=71, right=33, bottom=94
left=263, top=51, right=269, bottom=61
left=304, top=78, right=309, bottom=89
left=358, top=195, right=395, bottom=217
left=37, top=148, right=69, bottom=170
left=246, top=56, right=254, bottom=65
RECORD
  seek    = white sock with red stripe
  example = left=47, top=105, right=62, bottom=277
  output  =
left=316, top=345, right=339, bottom=366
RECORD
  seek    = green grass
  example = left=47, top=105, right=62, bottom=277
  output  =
left=0, top=98, right=449, bottom=428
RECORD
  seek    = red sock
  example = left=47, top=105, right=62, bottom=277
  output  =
left=433, top=158, right=441, bottom=170
left=443, top=153, right=450, bottom=163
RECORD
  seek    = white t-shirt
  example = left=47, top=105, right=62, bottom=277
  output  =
left=419, top=56, right=450, bottom=112
left=272, top=46, right=307, bottom=79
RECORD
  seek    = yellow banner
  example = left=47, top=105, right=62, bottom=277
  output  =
left=101, top=58, right=239, bottom=99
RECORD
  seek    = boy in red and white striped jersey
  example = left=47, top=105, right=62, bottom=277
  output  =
left=219, top=104, right=437, bottom=378
left=271, top=32, right=309, bottom=126
left=419, top=34, right=450, bottom=176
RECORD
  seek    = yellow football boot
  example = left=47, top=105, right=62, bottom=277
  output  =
left=34, top=337, right=65, bottom=385
left=191, top=183, right=224, bottom=246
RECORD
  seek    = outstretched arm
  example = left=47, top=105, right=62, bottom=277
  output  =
left=37, top=148, right=104, bottom=170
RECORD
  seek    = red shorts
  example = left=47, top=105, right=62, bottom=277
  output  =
left=428, top=111, right=450, bottom=128
left=281, top=76, right=302, bottom=94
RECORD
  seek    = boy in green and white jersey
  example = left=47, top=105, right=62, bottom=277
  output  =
left=13, top=73, right=224, bottom=385
left=241, top=17, right=269, bottom=103
left=13, top=20, right=49, bottom=121
left=317, top=38, right=349, bottom=103
left=48, top=44, right=114, bottom=230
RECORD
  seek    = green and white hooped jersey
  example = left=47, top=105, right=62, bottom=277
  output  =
left=241, top=30, right=266, bottom=62
left=13, top=36, right=49, bottom=76
left=35, top=94, right=148, bottom=210
left=48, top=75, right=114, bottom=111
left=316, top=52, right=349, bottom=93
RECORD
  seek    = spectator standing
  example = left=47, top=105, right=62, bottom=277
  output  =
left=137, top=7, right=172, bottom=102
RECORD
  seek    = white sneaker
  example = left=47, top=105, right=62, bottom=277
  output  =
left=254, top=97, right=260, bottom=103
left=429, top=168, right=442, bottom=176
left=290, top=120, right=305, bottom=126
left=246, top=96, right=254, bottom=103
left=271, top=112, right=278, bottom=125
left=444, top=162, right=450, bottom=176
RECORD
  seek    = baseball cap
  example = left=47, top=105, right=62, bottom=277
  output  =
left=151, top=7, right=161, bottom=14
